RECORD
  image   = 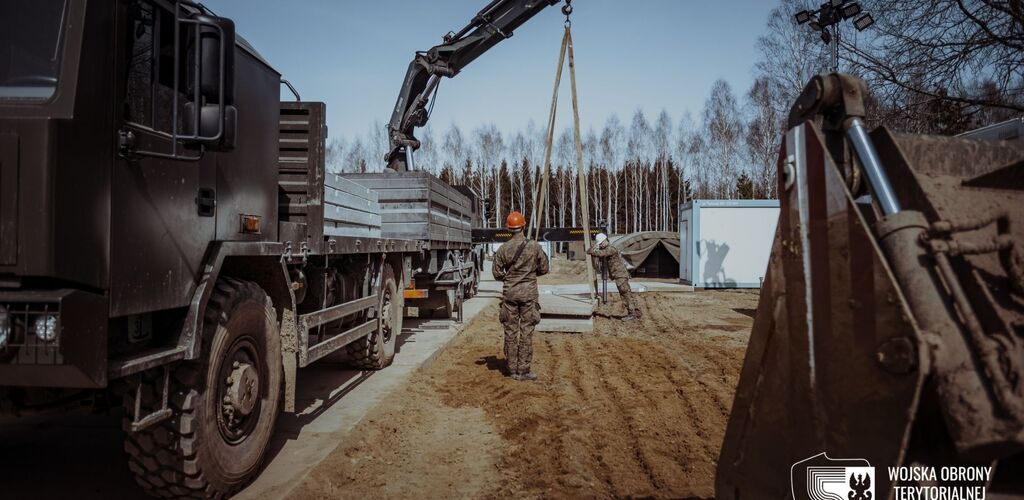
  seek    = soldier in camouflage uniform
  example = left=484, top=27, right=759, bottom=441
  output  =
left=492, top=211, right=549, bottom=381
left=588, top=233, right=642, bottom=320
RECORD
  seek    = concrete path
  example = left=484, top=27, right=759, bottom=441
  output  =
left=236, top=273, right=501, bottom=499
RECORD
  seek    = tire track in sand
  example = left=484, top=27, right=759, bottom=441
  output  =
left=564, top=335, right=660, bottom=497
left=579, top=339, right=663, bottom=494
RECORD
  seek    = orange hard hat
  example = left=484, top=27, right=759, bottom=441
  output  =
left=506, top=211, right=526, bottom=229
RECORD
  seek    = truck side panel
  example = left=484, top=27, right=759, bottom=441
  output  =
left=214, top=45, right=280, bottom=243
left=277, top=101, right=325, bottom=251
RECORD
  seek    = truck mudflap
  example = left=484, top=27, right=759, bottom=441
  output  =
left=0, top=288, right=108, bottom=388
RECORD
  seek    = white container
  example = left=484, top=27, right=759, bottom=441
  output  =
left=679, top=200, right=780, bottom=288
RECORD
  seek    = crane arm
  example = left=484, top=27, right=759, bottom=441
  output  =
left=384, top=0, right=563, bottom=171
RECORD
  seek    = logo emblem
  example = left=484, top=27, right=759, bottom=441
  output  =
left=791, top=452, right=874, bottom=500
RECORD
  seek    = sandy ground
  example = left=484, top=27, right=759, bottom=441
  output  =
left=539, top=257, right=681, bottom=286
left=289, top=275, right=757, bottom=499
left=538, top=257, right=590, bottom=285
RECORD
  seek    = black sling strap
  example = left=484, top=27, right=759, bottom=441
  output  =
left=510, top=238, right=530, bottom=266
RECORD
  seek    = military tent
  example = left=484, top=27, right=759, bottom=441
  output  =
left=605, top=231, right=680, bottom=278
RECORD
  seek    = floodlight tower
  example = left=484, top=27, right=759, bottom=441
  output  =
left=795, top=0, right=874, bottom=72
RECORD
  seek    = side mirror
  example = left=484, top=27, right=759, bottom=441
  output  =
left=181, top=12, right=235, bottom=150
left=184, top=103, right=236, bottom=151
left=190, top=14, right=234, bottom=105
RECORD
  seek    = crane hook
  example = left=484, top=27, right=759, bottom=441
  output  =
left=561, top=0, right=572, bottom=27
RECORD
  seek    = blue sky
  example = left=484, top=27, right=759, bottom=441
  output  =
left=210, top=0, right=778, bottom=142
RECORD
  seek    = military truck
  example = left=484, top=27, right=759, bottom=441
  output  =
left=0, top=0, right=480, bottom=496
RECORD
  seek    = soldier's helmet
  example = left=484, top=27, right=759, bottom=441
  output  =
left=506, top=211, right=526, bottom=230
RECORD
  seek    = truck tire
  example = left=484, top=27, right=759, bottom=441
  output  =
left=347, top=264, right=402, bottom=370
left=123, top=278, right=282, bottom=498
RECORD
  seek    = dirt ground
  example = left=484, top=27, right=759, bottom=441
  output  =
left=538, top=257, right=590, bottom=285
left=539, top=257, right=681, bottom=285
left=289, top=279, right=757, bottom=499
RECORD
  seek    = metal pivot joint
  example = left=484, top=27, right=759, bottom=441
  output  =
left=788, top=73, right=901, bottom=215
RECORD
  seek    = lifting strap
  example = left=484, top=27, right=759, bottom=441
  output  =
left=529, top=22, right=596, bottom=301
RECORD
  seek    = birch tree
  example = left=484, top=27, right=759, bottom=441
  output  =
left=326, top=137, right=345, bottom=173
left=703, top=80, right=743, bottom=198
left=627, top=110, right=652, bottom=231
left=474, top=124, right=503, bottom=227
left=600, top=115, right=624, bottom=234
left=345, top=137, right=367, bottom=173
left=366, top=119, right=388, bottom=172
left=442, top=123, right=466, bottom=181
left=556, top=127, right=575, bottom=226
left=654, top=110, right=673, bottom=231
left=417, top=126, right=438, bottom=174
left=745, top=77, right=782, bottom=198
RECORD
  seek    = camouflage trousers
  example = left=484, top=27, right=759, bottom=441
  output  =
left=615, top=278, right=642, bottom=318
left=499, top=298, right=540, bottom=374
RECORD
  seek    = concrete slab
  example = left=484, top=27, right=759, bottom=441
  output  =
left=537, top=317, right=594, bottom=333
left=557, top=281, right=695, bottom=295
left=538, top=289, right=595, bottom=317
left=236, top=276, right=501, bottom=500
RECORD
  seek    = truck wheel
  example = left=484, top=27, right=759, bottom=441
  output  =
left=347, top=264, right=401, bottom=370
left=124, top=278, right=282, bottom=498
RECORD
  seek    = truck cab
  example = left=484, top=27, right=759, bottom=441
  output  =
left=0, top=0, right=281, bottom=388
left=1, top=1, right=302, bottom=496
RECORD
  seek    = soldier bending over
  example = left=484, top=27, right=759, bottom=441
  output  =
left=588, top=232, right=642, bottom=320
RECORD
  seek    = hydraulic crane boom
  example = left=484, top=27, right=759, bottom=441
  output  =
left=385, top=0, right=563, bottom=171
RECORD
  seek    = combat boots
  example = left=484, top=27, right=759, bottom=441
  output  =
left=518, top=372, right=538, bottom=381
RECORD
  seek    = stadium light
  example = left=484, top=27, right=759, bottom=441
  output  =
left=841, top=2, right=862, bottom=19
left=794, top=0, right=874, bottom=71
left=854, top=13, right=874, bottom=31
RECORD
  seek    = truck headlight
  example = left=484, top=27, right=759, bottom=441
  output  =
left=0, top=306, right=9, bottom=348
left=34, top=314, right=58, bottom=342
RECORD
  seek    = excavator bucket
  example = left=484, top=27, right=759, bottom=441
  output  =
left=716, top=78, right=1024, bottom=498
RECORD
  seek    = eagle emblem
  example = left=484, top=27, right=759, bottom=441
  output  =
left=849, top=472, right=872, bottom=500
